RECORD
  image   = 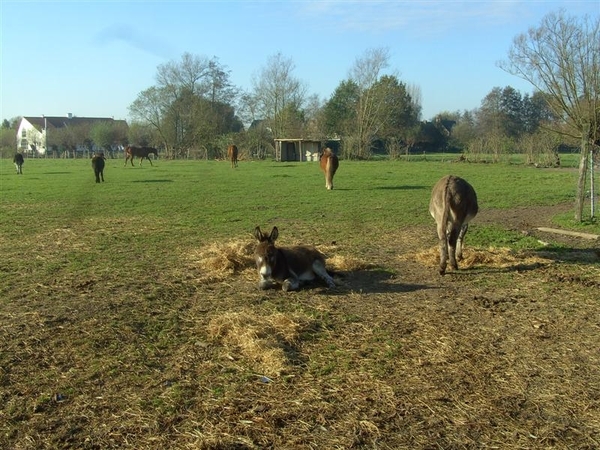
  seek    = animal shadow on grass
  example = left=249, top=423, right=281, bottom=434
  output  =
left=452, top=262, right=546, bottom=276
left=374, top=185, right=428, bottom=191
left=535, top=246, right=600, bottom=265
left=450, top=245, right=599, bottom=277
left=131, top=179, right=174, bottom=183
left=328, top=268, right=431, bottom=295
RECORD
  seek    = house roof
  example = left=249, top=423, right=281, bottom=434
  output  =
left=23, top=116, right=127, bottom=132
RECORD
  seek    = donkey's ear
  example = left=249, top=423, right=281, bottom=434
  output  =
left=253, top=226, right=265, bottom=241
left=269, top=226, right=279, bottom=242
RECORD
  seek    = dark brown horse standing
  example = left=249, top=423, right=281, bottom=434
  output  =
left=124, top=146, right=158, bottom=167
left=227, top=145, right=238, bottom=168
left=91, top=152, right=106, bottom=183
left=319, top=147, right=339, bottom=190
left=13, top=153, right=24, bottom=175
left=429, top=175, right=478, bottom=275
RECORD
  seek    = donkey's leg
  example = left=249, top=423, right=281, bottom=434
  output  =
left=259, top=270, right=282, bottom=290
left=258, top=274, right=273, bottom=290
left=437, top=223, right=449, bottom=275
left=282, top=277, right=301, bottom=292
left=313, top=261, right=336, bottom=288
left=447, top=225, right=461, bottom=271
left=456, top=224, right=469, bottom=261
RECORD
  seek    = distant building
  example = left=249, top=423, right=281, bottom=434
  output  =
left=16, top=114, right=128, bottom=156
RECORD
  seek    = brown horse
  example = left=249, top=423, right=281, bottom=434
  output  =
left=253, top=226, right=336, bottom=292
left=319, top=147, right=339, bottom=190
left=124, top=146, right=158, bottom=167
left=227, top=145, right=238, bottom=168
left=429, top=175, right=478, bottom=275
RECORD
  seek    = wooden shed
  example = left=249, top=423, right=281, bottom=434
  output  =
left=274, top=139, right=322, bottom=162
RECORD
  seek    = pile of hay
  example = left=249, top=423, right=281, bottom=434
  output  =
left=326, top=254, right=374, bottom=272
left=207, top=310, right=311, bottom=377
left=186, top=239, right=256, bottom=283
left=405, top=246, right=553, bottom=270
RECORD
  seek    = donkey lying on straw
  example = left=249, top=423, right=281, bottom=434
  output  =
left=429, top=175, right=478, bottom=276
left=253, top=226, right=336, bottom=291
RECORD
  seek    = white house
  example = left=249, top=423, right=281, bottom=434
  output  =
left=16, top=114, right=127, bottom=156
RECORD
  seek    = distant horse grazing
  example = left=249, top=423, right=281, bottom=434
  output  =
left=253, top=226, right=336, bottom=292
left=92, top=152, right=106, bottom=183
left=227, top=145, right=238, bottom=168
left=429, top=175, right=478, bottom=275
left=13, top=153, right=24, bottom=174
left=124, top=146, right=158, bottom=167
left=319, top=147, right=339, bottom=190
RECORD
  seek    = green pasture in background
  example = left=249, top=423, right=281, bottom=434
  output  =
left=0, top=157, right=597, bottom=253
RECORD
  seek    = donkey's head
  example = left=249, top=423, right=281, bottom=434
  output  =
left=253, top=226, right=279, bottom=283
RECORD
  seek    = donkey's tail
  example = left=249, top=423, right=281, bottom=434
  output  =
left=441, top=176, right=452, bottom=236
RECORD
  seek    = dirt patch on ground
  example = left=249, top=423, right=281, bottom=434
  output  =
left=479, top=202, right=599, bottom=248
left=1, top=204, right=600, bottom=449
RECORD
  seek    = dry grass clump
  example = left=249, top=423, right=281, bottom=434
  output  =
left=207, top=310, right=310, bottom=377
left=405, top=246, right=553, bottom=270
left=326, top=253, right=374, bottom=272
left=186, top=239, right=256, bottom=283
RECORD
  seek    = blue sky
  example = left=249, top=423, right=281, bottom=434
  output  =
left=1, top=0, right=598, bottom=123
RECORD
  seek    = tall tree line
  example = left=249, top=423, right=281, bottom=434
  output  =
left=129, top=53, right=242, bottom=159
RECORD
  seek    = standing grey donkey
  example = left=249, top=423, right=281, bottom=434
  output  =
left=429, top=175, right=478, bottom=275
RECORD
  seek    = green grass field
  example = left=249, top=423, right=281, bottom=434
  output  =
left=1, top=156, right=596, bottom=243
left=1, top=157, right=599, bottom=449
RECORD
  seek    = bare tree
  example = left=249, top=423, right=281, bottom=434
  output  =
left=407, top=82, right=423, bottom=121
left=156, top=52, right=210, bottom=98
left=251, top=52, right=307, bottom=139
left=129, top=86, right=172, bottom=155
left=349, top=47, right=391, bottom=157
left=499, top=10, right=600, bottom=221
left=130, top=53, right=239, bottom=158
